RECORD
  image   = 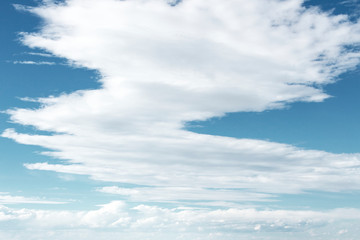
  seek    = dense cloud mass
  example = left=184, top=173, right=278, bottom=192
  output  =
left=3, top=0, right=360, bottom=238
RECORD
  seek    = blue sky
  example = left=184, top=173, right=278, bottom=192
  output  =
left=188, top=72, right=360, bottom=154
left=1, top=0, right=360, bottom=239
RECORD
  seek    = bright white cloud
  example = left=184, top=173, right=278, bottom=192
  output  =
left=4, top=0, right=360, bottom=208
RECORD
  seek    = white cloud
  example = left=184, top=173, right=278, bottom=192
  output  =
left=340, top=0, right=360, bottom=6
left=0, top=193, right=67, bottom=205
left=4, top=128, right=360, bottom=201
left=0, top=201, right=127, bottom=227
left=0, top=202, right=360, bottom=239
left=12, top=60, right=56, bottom=65
left=97, top=186, right=275, bottom=205
left=25, top=52, right=54, bottom=57
left=4, top=0, right=360, bottom=208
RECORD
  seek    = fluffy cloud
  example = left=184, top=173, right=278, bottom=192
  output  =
left=0, top=201, right=127, bottom=227
left=0, top=201, right=360, bottom=239
left=4, top=0, right=360, bottom=208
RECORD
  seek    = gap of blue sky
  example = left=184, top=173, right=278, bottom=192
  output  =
left=187, top=71, right=360, bottom=153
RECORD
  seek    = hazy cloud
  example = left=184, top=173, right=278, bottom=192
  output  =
left=0, top=193, right=67, bottom=205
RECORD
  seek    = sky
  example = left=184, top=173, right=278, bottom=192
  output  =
left=1, top=0, right=360, bottom=239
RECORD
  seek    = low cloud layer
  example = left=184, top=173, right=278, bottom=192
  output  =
left=0, top=201, right=360, bottom=239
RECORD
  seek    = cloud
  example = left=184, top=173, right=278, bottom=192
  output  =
left=3, top=128, right=360, bottom=203
left=340, top=0, right=360, bottom=6
left=0, top=192, right=67, bottom=205
left=25, top=52, right=54, bottom=57
left=12, top=60, right=56, bottom=65
left=0, top=201, right=127, bottom=227
left=4, top=0, right=360, bottom=208
left=0, top=201, right=360, bottom=239
left=97, top=186, right=275, bottom=205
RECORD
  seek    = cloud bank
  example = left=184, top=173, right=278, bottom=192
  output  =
left=1, top=201, right=360, bottom=240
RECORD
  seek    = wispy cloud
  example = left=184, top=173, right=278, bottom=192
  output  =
left=0, top=193, right=67, bottom=205
left=340, top=0, right=359, bottom=5
left=25, top=52, right=54, bottom=58
left=97, top=186, right=275, bottom=205
left=12, top=60, right=56, bottom=65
